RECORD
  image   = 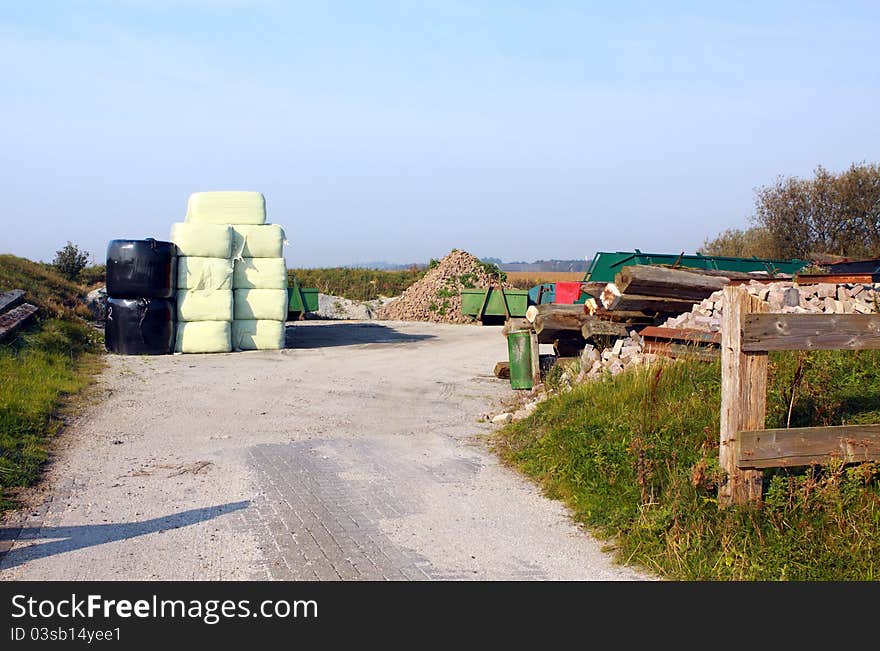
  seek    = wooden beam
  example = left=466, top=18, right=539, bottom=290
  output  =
left=580, top=282, right=607, bottom=298
left=0, top=289, right=25, bottom=316
left=796, top=273, right=878, bottom=285
left=493, top=361, right=510, bottom=379
left=742, top=314, right=880, bottom=352
left=532, top=304, right=588, bottom=336
left=605, top=293, right=698, bottom=314
left=581, top=316, right=630, bottom=339
left=642, top=340, right=720, bottom=361
left=0, top=303, right=39, bottom=343
left=719, top=286, right=768, bottom=506
left=738, top=424, right=880, bottom=469
left=594, top=308, right=656, bottom=324
left=615, top=265, right=729, bottom=301
left=637, top=326, right=720, bottom=345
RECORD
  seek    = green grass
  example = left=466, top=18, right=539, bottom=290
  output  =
left=288, top=267, right=426, bottom=301
left=0, top=255, right=103, bottom=511
left=494, top=351, right=880, bottom=580
left=0, top=254, right=93, bottom=319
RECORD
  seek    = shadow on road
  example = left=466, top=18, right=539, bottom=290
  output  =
left=0, top=501, right=249, bottom=571
left=286, top=322, right=435, bottom=349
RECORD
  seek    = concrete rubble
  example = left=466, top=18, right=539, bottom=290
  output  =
left=378, top=249, right=512, bottom=324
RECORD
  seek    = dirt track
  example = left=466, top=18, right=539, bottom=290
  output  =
left=0, top=321, right=649, bottom=581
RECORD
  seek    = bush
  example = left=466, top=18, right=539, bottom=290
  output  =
left=53, top=242, right=91, bottom=281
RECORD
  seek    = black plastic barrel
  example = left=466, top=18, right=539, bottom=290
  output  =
left=106, top=239, right=177, bottom=299
left=105, top=297, right=175, bottom=355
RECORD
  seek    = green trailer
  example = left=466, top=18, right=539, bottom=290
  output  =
left=585, top=250, right=809, bottom=283
left=460, top=288, right=530, bottom=324
left=288, top=277, right=319, bottom=320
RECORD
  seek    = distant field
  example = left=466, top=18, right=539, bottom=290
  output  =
left=288, top=267, right=426, bottom=301
left=505, top=271, right=585, bottom=289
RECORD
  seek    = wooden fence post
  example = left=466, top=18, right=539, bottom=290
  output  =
left=719, top=286, right=769, bottom=506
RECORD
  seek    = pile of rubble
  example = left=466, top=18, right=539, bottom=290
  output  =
left=662, top=281, right=880, bottom=333
left=378, top=249, right=511, bottom=324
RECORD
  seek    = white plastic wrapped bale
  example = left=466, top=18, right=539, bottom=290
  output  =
left=232, top=319, right=285, bottom=351
left=185, top=191, right=266, bottom=225
left=176, top=289, right=234, bottom=321
left=170, top=223, right=233, bottom=258
left=177, top=257, right=234, bottom=290
left=175, top=321, right=232, bottom=353
left=231, top=224, right=286, bottom=258
left=234, top=289, right=288, bottom=321
left=233, top=257, right=287, bottom=289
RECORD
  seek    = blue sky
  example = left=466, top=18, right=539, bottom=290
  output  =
left=2, top=1, right=879, bottom=267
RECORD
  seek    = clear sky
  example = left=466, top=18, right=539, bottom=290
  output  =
left=2, top=1, right=879, bottom=267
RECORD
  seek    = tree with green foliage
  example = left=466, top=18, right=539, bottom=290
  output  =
left=701, top=162, right=880, bottom=261
left=699, top=226, right=777, bottom=259
left=52, top=242, right=90, bottom=281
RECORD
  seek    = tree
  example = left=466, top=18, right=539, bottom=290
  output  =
left=53, top=242, right=90, bottom=280
left=698, top=226, right=778, bottom=259
left=701, top=162, right=880, bottom=261
left=754, top=163, right=880, bottom=259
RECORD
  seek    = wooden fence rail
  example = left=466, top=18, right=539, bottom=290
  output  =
left=719, top=286, right=880, bottom=506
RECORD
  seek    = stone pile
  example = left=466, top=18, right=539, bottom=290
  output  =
left=662, top=281, right=880, bottom=333
left=378, top=249, right=511, bottom=324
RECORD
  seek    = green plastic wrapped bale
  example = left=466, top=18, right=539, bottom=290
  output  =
left=175, top=321, right=232, bottom=353
left=176, top=289, right=234, bottom=321
left=185, top=191, right=266, bottom=225
left=170, top=223, right=233, bottom=258
left=233, top=257, right=287, bottom=289
left=177, top=257, right=234, bottom=290
left=234, top=289, right=288, bottom=321
left=231, top=224, right=286, bottom=258
left=232, top=319, right=285, bottom=350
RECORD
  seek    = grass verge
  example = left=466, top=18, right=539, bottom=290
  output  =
left=493, top=351, right=880, bottom=580
left=1, top=255, right=104, bottom=512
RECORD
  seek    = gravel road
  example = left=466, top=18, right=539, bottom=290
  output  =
left=0, top=321, right=650, bottom=581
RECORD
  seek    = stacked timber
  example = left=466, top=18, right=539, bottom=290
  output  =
left=600, top=265, right=729, bottom=314
left=0, top=289, right=39, bottom=343
left=524, top=304, right=588, bottom=356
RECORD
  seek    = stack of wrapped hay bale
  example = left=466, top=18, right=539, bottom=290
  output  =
left=170, top=191, right=288, bottom=353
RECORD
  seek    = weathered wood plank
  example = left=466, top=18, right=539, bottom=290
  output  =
left=738, top=424, right=880, bottom=469
left=579, top=282, right=608, bottom=298
left=581, top=317, right=629, bottom=339
left=615, top=265, right=729, bottom=301
left=593, top=308, right=656, bottom=324
left=638, top=326, right=720, bottom=345
left=532, top=304, right=588, bottom=336
left=796, top=273, right=878, bottom=285
left=719, top=286, right=768, bottom=506
left=493, top=361, right=510, bottom=379
left=605, top=292, right=699, bottom=314
left=0, top=289, right=25, bottom=316
left=0, top=303, right=39, bottom=342
left=742, top=313, right=880, bottom=351
left=642, top=340, right=720, bottom=361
